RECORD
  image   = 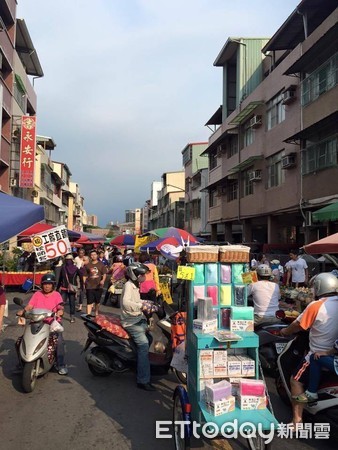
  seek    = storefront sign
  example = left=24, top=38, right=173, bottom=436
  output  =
left=31, top=225, right=71, bottom=262
left=19, top=116, right=37, bottom=188
left=177, top=265, right=195, bottom=280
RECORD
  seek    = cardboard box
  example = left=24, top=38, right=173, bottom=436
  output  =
left=193, top=319, right=218, bottom=334
left=230, top=319, right=254, bottom=332
left=227, top=378, right=242, bottom=397
left=227, top=355, right=242, bottom=377
left=205, top=380, right=232, bottom=402
left=238, top=395, right=267, bottom=410
left=206, top=395, right=236, bottom=416
left=236, top=355, right=255, bottom=377
left=213, top=350, right=228, bottom=377
left=199, top=349, right=214, bottom=378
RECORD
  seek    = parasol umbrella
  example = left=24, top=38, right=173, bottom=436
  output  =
left=303, top=233, right=338, bottom=255
left=0, top=192, right=45, bottom=244
left=18, top=224, right=81, bottom=241
left=110, top=234, right=135, bottom=246
left=147, top=227, right=197, bottom=244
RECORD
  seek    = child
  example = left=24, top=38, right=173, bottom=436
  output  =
left=294, top=339, right=338, bottom=402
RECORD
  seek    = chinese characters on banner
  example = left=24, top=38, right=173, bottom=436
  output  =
left=19, top=116, right=37, bottom=188
left=31, top=225, right=72, bottom=263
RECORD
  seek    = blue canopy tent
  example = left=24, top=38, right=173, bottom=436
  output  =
left=0, top=193, right=45, bottom=244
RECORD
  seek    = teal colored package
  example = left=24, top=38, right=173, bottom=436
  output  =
left=205, top=263, right=218, bottom=284
left=232, top=264, right=245, bottom=284
left=194, top=264, right=205, bottom=284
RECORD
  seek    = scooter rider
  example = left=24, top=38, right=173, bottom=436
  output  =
left=280, top=272, right=338, bottom=427
left=17, top=273, right=68, bottom=375
left=120, top=262, right=156, bottom=391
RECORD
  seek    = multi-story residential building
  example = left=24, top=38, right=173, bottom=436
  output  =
left=203, top=0, right=338, bottom=246
left=146, top=180, right=163, bottom=230
left=156, top=171, right=185, bottom=229
left=86, top=214, right=98, bottom=227
left=69, top=181, right=84, bottom=232
left=52, top=161, right=73, bottom=229
left=182, top=142, right=210, bottom=237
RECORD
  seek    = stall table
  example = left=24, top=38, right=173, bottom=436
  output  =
left=0, top=271, right=49, bottom=286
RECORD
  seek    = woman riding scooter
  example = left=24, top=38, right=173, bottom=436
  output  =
left=17, top=273, right=68, bottom=375
left=120, top=262, right=156, bottom=391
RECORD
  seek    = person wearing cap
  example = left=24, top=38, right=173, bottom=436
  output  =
left=59, top=254, right=81, bottom=323
left=249, top=264, right=281, bottom=326
left=123, top=249, right=134, bottom=267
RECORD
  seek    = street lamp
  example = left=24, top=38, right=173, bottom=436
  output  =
left=165, top=183, right=192, bottom=233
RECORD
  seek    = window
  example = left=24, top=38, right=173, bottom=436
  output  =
left=227, top=181, right=238, bottom=202
left=302, top=52, right=338, bottom=106
left=302, top=136, right=338, bottom=175
left=267, top=152, right=285, bottom=188
left=266, top=92, right=285, bottom=130
left=243, top=121, right=254, bottom=147
left=209, top=189, right=217, bottom=207
left=209, top=150, right=218, bottom=170
left=241, top=169, right=253, bottom=197
left=227, top=135, right=238, bottom=158
left=182, top=146, right=192, bottom=166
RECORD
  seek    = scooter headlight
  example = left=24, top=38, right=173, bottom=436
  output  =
left=33, top=338, right=47, bottom=355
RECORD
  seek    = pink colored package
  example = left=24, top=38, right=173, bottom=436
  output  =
left=239, top=379, right=265, bottom=397
left=193, top=286, right=205, bottom=305
left=207, top=286, right=218, bottom=305
left=220, top=264, right=231, bottom=283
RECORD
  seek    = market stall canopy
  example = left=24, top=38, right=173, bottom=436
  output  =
left=110, top=234, right=135, bottom=246
left=147, top=227, right=198, bottom=244
left=75, top=231, right=106, bottom=245
left=0, top=193, right=45, bottom=244
left=312, top=201, right=338, bottom=223
left=18, top=223, right=81, bottom=241
left=303, top=233, right=338, bottom=255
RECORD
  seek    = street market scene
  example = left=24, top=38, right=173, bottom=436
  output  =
left=1, top=0, right=338, bottom=449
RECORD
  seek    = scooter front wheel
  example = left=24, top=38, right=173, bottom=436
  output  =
left=173, top=368, right=187, bottom=385
left=22, top=361, right=38, bottom=393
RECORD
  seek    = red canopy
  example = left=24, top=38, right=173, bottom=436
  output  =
left=19, top=223, right=54, bottom=236
left=303, top=233, right=338, bottom=254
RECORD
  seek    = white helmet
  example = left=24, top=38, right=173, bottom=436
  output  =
left=256, top=264, right=272, bottom=277
left=310, top=273, right=338, bottom=298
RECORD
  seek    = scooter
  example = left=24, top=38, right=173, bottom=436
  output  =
left=276, top=331, right=338, bottom=423
left=13, top=297, right=61, bottom=393
left=81, top=304, right=186, bottom=383
left=254, top=310, right=294, bottom=375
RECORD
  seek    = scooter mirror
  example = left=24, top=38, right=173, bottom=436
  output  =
left=13, top=297, right=24, bottom=307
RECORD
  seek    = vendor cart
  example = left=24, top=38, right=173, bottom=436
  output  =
left=172, top=251, right=278, bottom=450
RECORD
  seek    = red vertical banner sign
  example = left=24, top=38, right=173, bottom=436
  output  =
left=19, top=116, right=37, bottom=188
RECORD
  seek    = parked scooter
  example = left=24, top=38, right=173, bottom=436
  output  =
left=255, top=310, right=296, bottom=375
left=13, top=297, right=62, bottom=393
left=276, top=331, right=338, bottom=422
left=81, top=303, right=186, bottom=383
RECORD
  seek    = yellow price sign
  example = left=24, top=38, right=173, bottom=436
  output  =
left=159, top=282, right=173, bottom=304
left=177, top=265, right=195, bottom=281
left=241, top=271, right=258, bottom=284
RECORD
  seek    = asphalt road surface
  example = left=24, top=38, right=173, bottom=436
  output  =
left=0, top=290, right=337, bottom=450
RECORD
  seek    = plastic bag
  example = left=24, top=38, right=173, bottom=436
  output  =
left=50, top=319, right=64, bottom=333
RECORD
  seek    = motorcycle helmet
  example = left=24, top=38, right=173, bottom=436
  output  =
left=114, top=254, right=123, bottom=263
left=41, top=273, right=56, bottom=285
left=309, top=273, right=338, bottom=298
left=126, top=262, right=150, bottom=281
left=256, top=264, right=272, bottom=277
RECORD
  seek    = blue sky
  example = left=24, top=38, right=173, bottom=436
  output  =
left=17, top=0, right=300, bottom=227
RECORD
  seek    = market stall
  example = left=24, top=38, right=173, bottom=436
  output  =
left=0, top=271, right=49, bottom=287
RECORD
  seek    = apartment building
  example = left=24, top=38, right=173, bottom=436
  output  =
left=203, top=0, right=338, bottom=246
left=181, top=142, right=210, bottom=237
left=154, top=171, right=185, bottom=229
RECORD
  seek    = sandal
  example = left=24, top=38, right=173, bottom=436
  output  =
left=76, top=307, right=82, bottom=312
left=292, top=393, right=308, bottom=403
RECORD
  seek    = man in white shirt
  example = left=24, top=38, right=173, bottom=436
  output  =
left=286, top=250, right=308, bottom=288
left=248, top=264, right=281, bottom=326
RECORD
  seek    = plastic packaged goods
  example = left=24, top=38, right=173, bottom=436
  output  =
left=232, top=264, right=246, bottom=284
left=194, top=264, right=205, bottom=284
left=220, top=285, right=232, bottom=305
left=193, top=286, right=205, bottom=305
left=207, top=286, right=218, bottom=305
left=239, top=379, right=265, bottom=397
left=186, top=245, right=219, bottom=263
left=230, top=306, right=254, bottom=320
left=220, top=264, right=231, bottom=283
left=233, top=285, right=247, bottom=306
left=197, top=297, right=214, bottom=320
left=221, top=308, right=231, bottom=329
left=236, top=355, right=255, bottom=377
left=205, top=263, right=218, bottom=284
left=205, top=380, right=232, bottom=402
left=193, top=318, right=218, bottom=334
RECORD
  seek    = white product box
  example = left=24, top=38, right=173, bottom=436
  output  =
left=227, top=356, right=242, bottom=377
left=193, top=319, right=218, bottom=334
left=213, top=350, right=228, bottom=377
left=238, top=395, right=267, bottom=410
left=230, top=319, right=254, bottom=332
left=199, top=350, right=214, bottom=378
left=206, top=395, right=236, bottom=416
left=227, top=378, right=243, bottom=397
left=236, top=355, right=255, bottom=377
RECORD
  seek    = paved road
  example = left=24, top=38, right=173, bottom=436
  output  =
left=0, top=290, right=337, bottom=450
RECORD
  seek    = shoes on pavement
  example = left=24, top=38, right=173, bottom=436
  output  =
left=137, top=383, right=156, bottom=391
left=70, top=316, right=75, bottom=323
left=58, top=366, right=68, bottom=375
left=304, top=390, right=318, bottom=402
left=76, top=306, right=82, bottom=312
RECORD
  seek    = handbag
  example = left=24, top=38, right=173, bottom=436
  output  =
left=65, top=271, right=78, bottom=294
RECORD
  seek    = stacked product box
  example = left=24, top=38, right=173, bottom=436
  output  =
left=205, top=380, right=235, bottom=416
left=238, top=379, right=267, bottom=410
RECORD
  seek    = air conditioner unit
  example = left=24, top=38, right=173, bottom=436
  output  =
left=282, top=89, right=296, bottom=105
left=281, top=154, right=296, bottom=169
left=10, top=178, right=17, bottom=187
left=248, top=170, right=262, bottom=182
left=249, top=115, right=262, bottom=129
